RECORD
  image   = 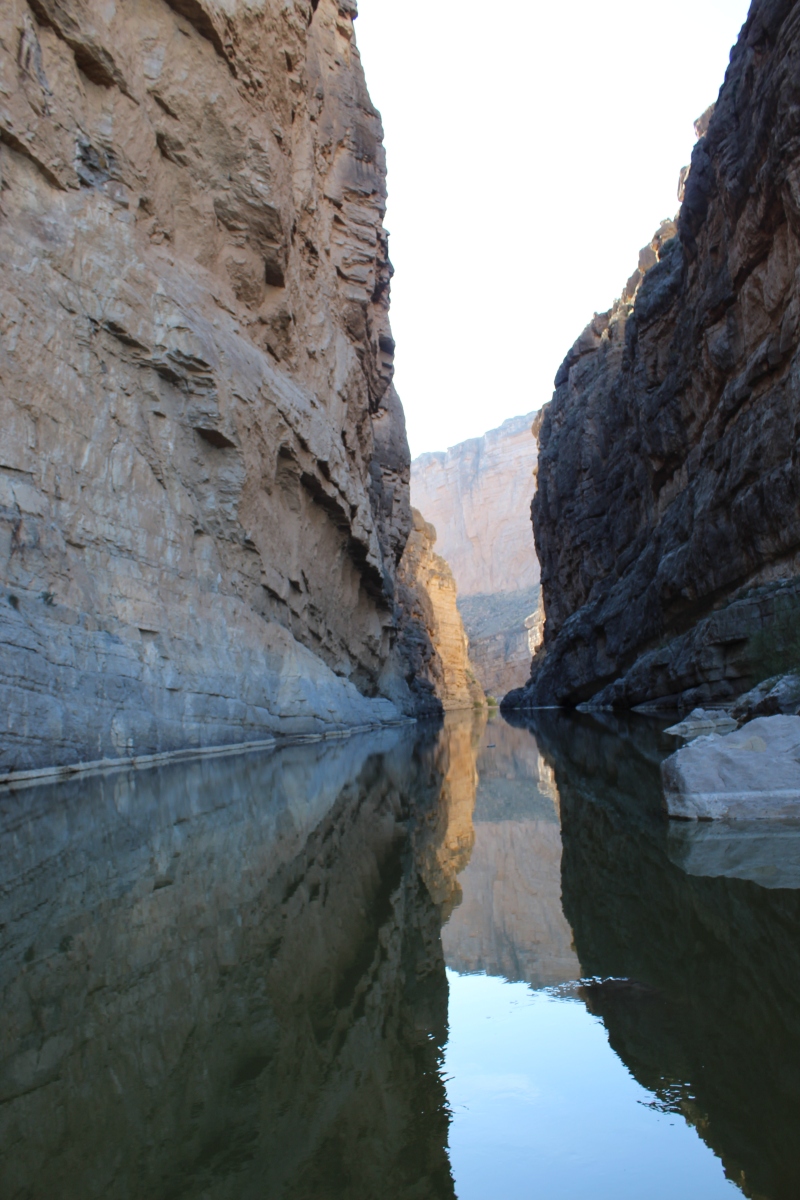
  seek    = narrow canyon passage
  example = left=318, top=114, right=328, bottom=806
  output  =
left=2, top=714, right=799, bottom=1198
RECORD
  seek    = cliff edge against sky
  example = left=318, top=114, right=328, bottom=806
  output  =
left=510, top=0, right=800, bottom=713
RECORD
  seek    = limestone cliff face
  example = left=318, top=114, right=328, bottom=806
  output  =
left=513, top=0, right=800, bottom=712
left=394, top=510, right=484, bottom=714
left=0, top=0, right=415, bottom=772
left=411, top=415, right=541, bottom=697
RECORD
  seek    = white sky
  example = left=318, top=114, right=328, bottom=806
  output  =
left=354, top=0, right=753, bottom=457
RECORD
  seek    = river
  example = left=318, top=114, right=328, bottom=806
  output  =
left=1, top=711, right=798, bottom=1198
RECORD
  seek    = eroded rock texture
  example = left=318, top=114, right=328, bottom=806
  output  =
left=411, top=414, right=541, bottom=697
left=513, top=0, right=800, bottom=712
left=0, top=0, right=415, bottom=771
left=394, top=510, right=485, bottom=714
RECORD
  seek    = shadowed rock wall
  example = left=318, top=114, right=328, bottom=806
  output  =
left=513, top=0, right=800, bottom=712
left=0, top=0, right=417, bottom=771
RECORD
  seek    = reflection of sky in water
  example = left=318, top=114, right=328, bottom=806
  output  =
left=444, top=971, right=739, bottom=1199
left=442, top=717, right=741, bottom=1197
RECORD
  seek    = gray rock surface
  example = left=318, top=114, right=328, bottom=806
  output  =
left=668, top=818, right=800, bottom=888
left=0, top=0, right=423, bottom=771
left=511, top=0, right=800, bottom=712
left=664, top=708, right=738, bottom=741
left=661, top=715, right=800, bottom=819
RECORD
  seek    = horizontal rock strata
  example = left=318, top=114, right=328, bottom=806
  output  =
left=510, top=0, right=800, bottom=712
left=411, top=413, right=541, bottom=696
left=0, top=0, right=418, bottom=772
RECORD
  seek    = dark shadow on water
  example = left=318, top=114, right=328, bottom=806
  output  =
left=511, top=708, right=800, bottom=1200
left=0, top=724, right=457, bottom=1200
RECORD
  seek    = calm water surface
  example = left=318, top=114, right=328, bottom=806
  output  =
left=1, top=711, right=799, bottom=1198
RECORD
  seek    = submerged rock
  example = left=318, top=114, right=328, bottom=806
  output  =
left=662, top=715, right=800, bottom=820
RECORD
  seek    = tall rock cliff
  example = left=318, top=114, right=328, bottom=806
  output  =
left=394, top=510, right=484, bottom=714
left=0, top=0, right=418, bottom=771
left=511, top=0, right=800, bottom=713
left=411, top=414, right=541, bottom=698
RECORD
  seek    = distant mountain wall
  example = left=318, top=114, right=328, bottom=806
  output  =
left=411, top=415, right=541, bottom=696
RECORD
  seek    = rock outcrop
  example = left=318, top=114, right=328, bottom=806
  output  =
left=0, top=0, right=419, bottom=773
left=510, top=0, right=800, bottom=713
left=411, top=414, right=541, bottom=697
left=662, top=713, right=800, bottom=819
left=394, top=510, right=484, bottom=713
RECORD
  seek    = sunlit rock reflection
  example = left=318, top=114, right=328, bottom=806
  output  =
left=440, top=717, right=580, bottom=988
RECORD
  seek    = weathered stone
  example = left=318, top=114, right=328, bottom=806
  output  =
left=411, top=413, right=541, bottom=695
left=731, top=671, right=800, bottom=720
left=661, top=715, right=800, bottom=820
left=663, top=708, right=738, bottom=741
left=393, top=510, right=484, bottom=714
left=513, top=0, right=800, bottom=712
left=0, top=0, right=418, bottom=772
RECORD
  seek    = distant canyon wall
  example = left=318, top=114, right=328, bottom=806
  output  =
left=0, top=0, right=435, bottom=771
left=511, top=0, right=800, bottom=712
left=411, top=414, right=541, bottom=698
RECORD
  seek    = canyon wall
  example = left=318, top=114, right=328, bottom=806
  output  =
left=511, top=0, right=800, bottom=713
left=411, top=414, right=541, bottom=698
left=394, top=510, right=484, bottom=713
left=0, top=0, right=420, bottom=772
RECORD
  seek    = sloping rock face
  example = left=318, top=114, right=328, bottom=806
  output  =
left=513, top=0, right=800, bottom=712
left=411, top=414, right=541, bottom=697
left=0, top=0, right=415, bottom=772
left=394, top=510, right=484, bottom=713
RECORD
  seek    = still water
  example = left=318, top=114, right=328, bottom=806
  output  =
left=1, top=711, right=799, bottom=1198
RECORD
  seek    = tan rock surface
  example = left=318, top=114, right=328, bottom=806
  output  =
left=411, top=413, right=540, bottom=598
left=394, top=510, right=484, bottom=713
left=441, top=718, right=578, bottom=987
left=411, top=413, right=541, bottom=698
left=0, top=0, right=418, bottom=771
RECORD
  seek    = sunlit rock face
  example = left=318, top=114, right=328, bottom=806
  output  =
left=394, top=511, right=485, bottom=714
left=441, top=719, right=579, bottom=988
left=528, top=708, right=800, bottom=1200
left=518, top=0, right=800, bottom=712
left=0, top=0, right=417, bottom=772
left=0, top=729, right=456, bottom=1200
left=411, top=415, right=541, bottom=698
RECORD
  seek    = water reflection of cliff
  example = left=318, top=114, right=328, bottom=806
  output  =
left=0, top=729, right=456, bottom=1200
left=520, top=709, right=800, bottom=1200
left=440, top=716, right=579, bottom=988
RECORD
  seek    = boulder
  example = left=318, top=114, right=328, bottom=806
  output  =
left=661, top=715, right=800, bottom=820
left=664, top=708, right=738, bottom=741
